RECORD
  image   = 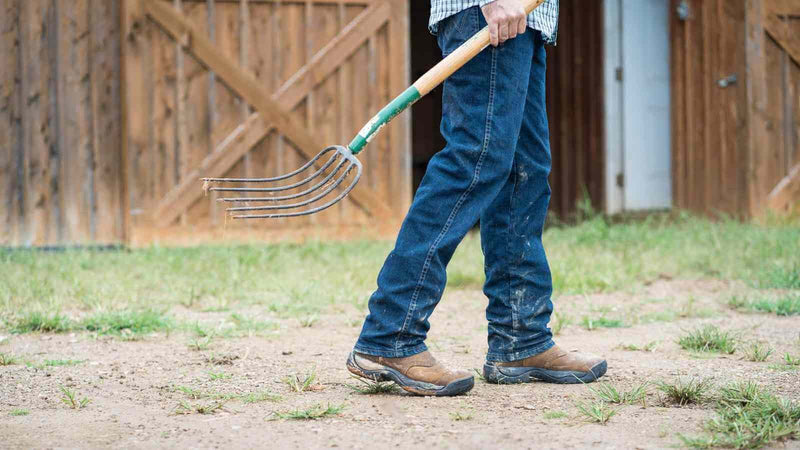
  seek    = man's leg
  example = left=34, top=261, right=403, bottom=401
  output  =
left=348, top=7, right=535, bottom=395
left=481, top=33, right=607, bottom=384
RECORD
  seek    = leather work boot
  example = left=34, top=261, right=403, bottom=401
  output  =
left=346, top=350, right=474, bottom=396
left=483, top=345, right=607, bottom=384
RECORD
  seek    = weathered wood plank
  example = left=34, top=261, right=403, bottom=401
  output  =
left=767, top=162, right=800, bottom=212
left=20, top=0, right=57, bottom=245
left=1, top=0, right=20, bottom=244
left=90, top=0, right=124, bottom=243
left=59, top=0, right=94, bottom=243
left=746, top=0, right=770, bottom=217
left=145, top=0, right=392, bottom=224
left=387, top=0, right=411, bottom=219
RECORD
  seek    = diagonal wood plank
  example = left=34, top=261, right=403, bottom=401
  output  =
left=145, top=0, right=392, bottom=225
left=767, top=162, right=800, bottom=213
left=763, top=13, right=800, bottom=66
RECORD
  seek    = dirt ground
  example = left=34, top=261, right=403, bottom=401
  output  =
left=2, top=279, right=799, bottom=449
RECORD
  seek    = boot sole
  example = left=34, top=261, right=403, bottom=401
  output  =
left=346, top=352, right=474, bottom=397
left=483, top=360, right=607, bottom=384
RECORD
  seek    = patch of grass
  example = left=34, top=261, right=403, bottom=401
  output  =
left=617, top=340, right=660, bottom=352
left=728, top=293, right=800, bottom=316
left=11, top=312, right=73, bottom=333
left=346, top=375, right=399, bottom=395
left=769, top=353, right=800, bottom=371
left=27, top=359, right=86, bottom=369
left=678, top=325, right=738, bottom=354
left=283, top=369, right=317, bottom=393
left=0, top=352, right=19, bottom=366
left=551, top=311, right=572, bottom=335
left=9, top=408, right=29, bottom=416
left=80, top=309, right=172, bottom=336
left=207, top=371, right=232, bottom=381
left=59, top=385, right=90, bottom=410
left=298, top=315, right=318, bottom=328
left=175, top=400, right=224, bottom=415
left=751, top=294, right=800, bottom=316
left=188, top=335, right=213, bottom=351
left=741, top=341, right=773, bottom=362
left=543, top=410, right=567, bottom=420
left=589, top=382, right=649, bottom=405
left=574, top=400, right=617, bottom=424
left=657, top=378, right=713, bottom=406
left=272, top=403, right=345, bottom=420
left=229, top=313, right=277, bottom=336
left=449, top=410, right=474, bottom=421
left=581, top=316, right=626, bottom=330
left=680, top=381, right=800, bottom=448
left=241, top=391, right=282, bottom=404
left=753, top=264, right=800, bottom=289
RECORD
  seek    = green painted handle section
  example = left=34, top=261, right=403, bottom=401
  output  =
left=348, top=86, right=421, bottom=154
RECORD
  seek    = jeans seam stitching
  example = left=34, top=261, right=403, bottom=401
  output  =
left=394, top=47, right=498, bottom=352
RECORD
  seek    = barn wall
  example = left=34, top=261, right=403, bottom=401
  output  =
left=1, top=0, right=125, bottom=246
left=123, top=0, right=411, bottom=245
left=671, top=0, right=800, bottom=217
left=545, top=0, right=605, bottom=218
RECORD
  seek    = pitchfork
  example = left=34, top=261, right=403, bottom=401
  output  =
left=203, top=0, right=546, bottom=219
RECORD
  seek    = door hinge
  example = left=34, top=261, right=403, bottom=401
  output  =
left=615, top=67, right=623, bottom=82
left=616, top=173, right=625, bottom=188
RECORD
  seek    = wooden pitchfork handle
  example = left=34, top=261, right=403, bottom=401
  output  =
left=348, top=0, right=546, bottom=154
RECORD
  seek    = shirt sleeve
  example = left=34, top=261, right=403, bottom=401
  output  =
left=479, top=0, right=497, bottom=7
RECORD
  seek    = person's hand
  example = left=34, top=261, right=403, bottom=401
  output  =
left=481, top=0, right=527, bottom=47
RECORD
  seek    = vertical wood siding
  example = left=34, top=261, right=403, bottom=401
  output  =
left=545, top=0, right=605, bottom=219
left=671, top=0, right=799, bottom=217
left=122, top=0, right=409, bottom=244
left=1, top=0, right=124, bottom=246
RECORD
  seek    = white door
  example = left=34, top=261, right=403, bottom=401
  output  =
left=604, top=0, right=672, bottom=213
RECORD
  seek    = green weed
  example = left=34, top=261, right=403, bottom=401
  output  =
left=284, top=369, right=317, bottom=393
left=657, top=378, right=713, bottom=406
left=12, top=312, right=73, bottom=333
left=9, top=409, right=29, bottom=416
left=574, top=399, right=617, bottom=424
left=741, top=342, right=773, bottom=362
left=590, top=382, right=649, bottom=405
left=298, top=315, right=319, bottom=328
left=681, top=381, right=800, bottom=448
left=0, top=352, right=19, bottom=366
left=618, top=340, right=660, bottom=352
left=241, top=391, right=282, bottom=404
left=543, top=410, right=567, bottom=420
left=27, top=359, right=86, bottom=369
left=207, top=371, right=232, bottom=381
left=272, top=403, right=345, bottom=420
left=449, top=410, right=474, bottom=421
left=581, top=316, right=626, bottom=330
left=175, top=400, right=224, bottom=415
left=59, top=385, right=90, bottom=410
left=346, top=376, right=399, bottom=395
left=551, top=311, right=572, bottom=335
left=80, top=310, right=172, bottom=336
left=678, top=325, right=738, bottom=354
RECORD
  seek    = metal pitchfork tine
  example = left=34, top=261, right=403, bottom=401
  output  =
left=201, top=0, right=546, bottom=219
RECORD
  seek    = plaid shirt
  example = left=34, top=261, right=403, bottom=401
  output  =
left=429, top=0, right=559, bottom=45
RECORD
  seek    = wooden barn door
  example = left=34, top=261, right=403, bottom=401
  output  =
left=671, top=0, right=800, bottom=217
left=121, top=0, right=409, bottom=245
left=753, top=0, right=800, bottom=215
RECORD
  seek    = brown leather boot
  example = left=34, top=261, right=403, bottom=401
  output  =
left=483, top=345, right=607, bottom=384
left=346, top=350, right=474, bottom=396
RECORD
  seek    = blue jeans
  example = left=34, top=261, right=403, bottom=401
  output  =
left=355, top=7, right=554, bottom=363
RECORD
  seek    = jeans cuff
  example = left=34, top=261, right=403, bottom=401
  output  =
left=485, top=338, right=555, bottom=363
left=353, top=342, right=429, bottom=359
